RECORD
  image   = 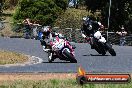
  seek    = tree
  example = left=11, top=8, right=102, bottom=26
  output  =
left=54, top=0, right=68, bottom=10
left=2, top=0, right=19, bottom=9
left=84, top=0, right=132, bottom=32
left=13, top=0, right=68, bottom=25
left=85, top=0, right=106, bottom=13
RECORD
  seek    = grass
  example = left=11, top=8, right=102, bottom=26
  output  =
left=0, top=50, right=28, bottom=65
left=0, top=79, right=131, bottom=88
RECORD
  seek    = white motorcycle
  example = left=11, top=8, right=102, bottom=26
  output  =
left=82, top=17, right=116, bottom=56
left=89, top=31, right=116, bottom=56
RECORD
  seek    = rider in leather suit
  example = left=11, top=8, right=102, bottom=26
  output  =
left=81, top=16, right=104, bottom=48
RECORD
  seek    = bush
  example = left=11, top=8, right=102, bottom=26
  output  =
left=54, top=8, right=92, bottom=29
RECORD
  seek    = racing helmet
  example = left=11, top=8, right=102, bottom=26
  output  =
left=41, top=26, right=51, bottom=36
left=41, top=26, right=51, bottom=32
left=82, top=17, right=91, bottom=26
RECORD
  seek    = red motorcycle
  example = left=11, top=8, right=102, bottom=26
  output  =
left=47, top=36, right=77, bottom=63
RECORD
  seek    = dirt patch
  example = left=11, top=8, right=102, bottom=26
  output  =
left=0, top=73, right=76, bottom=84
left=0, top=50, right=28, bottom=65
left=0, top=50, right=43, bottom=66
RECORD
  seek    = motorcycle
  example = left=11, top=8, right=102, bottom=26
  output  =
left=87, top=31, right=116, bottom=56
left=47, top=36, right=77, bottom=63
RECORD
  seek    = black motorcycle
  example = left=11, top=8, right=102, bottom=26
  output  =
left=87, top=31, right=116, bottom=56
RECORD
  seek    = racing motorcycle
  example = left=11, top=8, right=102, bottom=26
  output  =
left=47, top=36, right=77, bottom=63
left=86, top=31, right=116, bottom=56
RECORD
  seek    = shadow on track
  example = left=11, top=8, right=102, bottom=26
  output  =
left=42, top=61, right=75, bottom=63
left=82, top=54, right=110, bottom=56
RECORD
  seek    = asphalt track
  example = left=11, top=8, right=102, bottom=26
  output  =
left=0, top=37, right=132, bottom=73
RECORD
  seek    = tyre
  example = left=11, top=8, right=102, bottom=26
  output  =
left=108, top=48, right=116, bottom=56
left=106, top=43, right=116, bottom=56
left=94, top=45, right=106, bottom=55
left=102, top=51, right=106, bottom=56
left=63, top=49, right=77, bottom=63
left=94, top=47, right=102, bottom=54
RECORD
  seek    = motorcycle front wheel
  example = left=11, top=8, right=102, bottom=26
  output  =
left=109, top=48, right=116, bottom=56
left=63, top=49, right=77, bottom=63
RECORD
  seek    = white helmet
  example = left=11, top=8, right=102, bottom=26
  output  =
left=42, top=26, right=51, bottom=32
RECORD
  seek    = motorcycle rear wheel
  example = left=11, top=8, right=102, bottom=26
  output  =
left=94, top=45, right=106, bottom=56
left=108, top=48, right=116, bottom=56
left=105, top=43, right=116, bottom=56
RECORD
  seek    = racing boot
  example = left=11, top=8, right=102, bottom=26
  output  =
left=48, top=52, right=57, bottom=62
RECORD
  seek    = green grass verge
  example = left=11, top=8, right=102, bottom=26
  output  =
left=0, top=79, right=131, bottom=88
left=0, top=50, right=28, bottom=65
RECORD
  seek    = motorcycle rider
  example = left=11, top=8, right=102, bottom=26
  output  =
left=40, top=26, right=65, bottom=50
left=40, top=26, right=53, bottom=51
left=46, top=30, right=67, bottom=62
left=81, top=16, right=104, bottom=48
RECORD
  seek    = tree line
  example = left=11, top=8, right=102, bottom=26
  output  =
left=84, top=0, right=132, bottom=33
left=1, top=0, right=132, bottom=33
